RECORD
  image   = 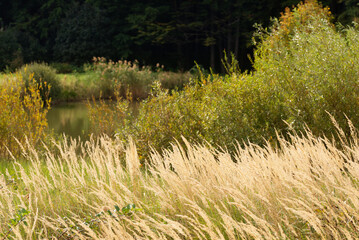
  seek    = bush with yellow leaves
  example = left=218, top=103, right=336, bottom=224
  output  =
left=0, top=73, right=50, bottom=158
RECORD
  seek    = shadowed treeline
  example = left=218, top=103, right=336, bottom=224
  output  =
left=0, top=0, right=358, bottom=72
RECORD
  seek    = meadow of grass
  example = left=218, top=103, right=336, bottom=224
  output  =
left=1, top=126, right=359, bottom=239
left=2, top=1, right=359, bottom=239
left=57, top=71, right=101, bottom=101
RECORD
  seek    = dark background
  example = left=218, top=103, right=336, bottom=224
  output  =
left=0, top=0, right=358, bottom=72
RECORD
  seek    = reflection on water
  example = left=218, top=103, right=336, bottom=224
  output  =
left=47, top=102, right=90, bottom=139
left=47, top=101, right=138, bottom=139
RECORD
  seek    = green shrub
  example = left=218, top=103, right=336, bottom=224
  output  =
left=114, top=70, right=288, bottom=158
left=109, top=0, right=359, bottom=158
left=252, top=0, right=359, bottom=137
left=17, top=63, right=61, bottom=102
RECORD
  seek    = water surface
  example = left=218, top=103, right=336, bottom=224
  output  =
left=47, top=102, right=90, bottom=139
left=47, top=101, right=138, bottom=139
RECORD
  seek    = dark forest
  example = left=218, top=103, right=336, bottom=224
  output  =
left=0, top=0, right=358, bottom=72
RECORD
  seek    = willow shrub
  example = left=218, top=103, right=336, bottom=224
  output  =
left=252, top=0, right=359, bottom=137
left=0, top=74, right=50, bottom=158
left=86, top=1, right=359, bottom=159
left=114, top=1, right=358, bottom=156
left=115, top=73, right=285, bottom=158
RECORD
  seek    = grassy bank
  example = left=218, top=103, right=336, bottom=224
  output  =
left=57, top=69, right=192, bottom=102
left=0, top=59, right=192, bottom=104
left=57, top=72, right=100, bottom=101
left=1, top=129, right=359, bottom=239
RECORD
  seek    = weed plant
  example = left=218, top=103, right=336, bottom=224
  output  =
left=87, top=92, right=133, bottom=137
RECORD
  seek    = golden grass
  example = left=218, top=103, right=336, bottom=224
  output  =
left=1, top=129, right=359, bottom=239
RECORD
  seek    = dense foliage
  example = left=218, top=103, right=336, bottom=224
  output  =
left=252, top=0, right=359, bottom=137
left=0, top=0, right=358, bottom=71
left=87, top=0, right=359, bottom=158
left=54, top=3, right=112, bottom=65
left=0, top=74, right=49, bottom=158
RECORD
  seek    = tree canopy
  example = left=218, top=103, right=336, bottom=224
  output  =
left=0, top=0, right=358, bottom=71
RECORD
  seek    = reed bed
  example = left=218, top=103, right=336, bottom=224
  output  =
left=1, top=128, right=359, bottom=239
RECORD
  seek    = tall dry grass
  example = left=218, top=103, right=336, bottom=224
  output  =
left=1, top=126, right=359, bottom=239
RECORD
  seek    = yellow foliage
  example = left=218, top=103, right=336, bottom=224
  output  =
left=0, top=73, right=50, bottom=158
left=269, top=0, right=333, bottom=48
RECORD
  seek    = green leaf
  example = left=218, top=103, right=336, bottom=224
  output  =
left=20, top=208, right=29, bottom=215
left=10, top=219, right=17, bottom=226
left=95, top=212, right=103, bottom=217
left=114, top=205, right=120, bottom=212
left=122, top=204, right=136, bottom=215
left=107, top=210, right=113, bottom=216
left=134, top=208, right=143, bottom=212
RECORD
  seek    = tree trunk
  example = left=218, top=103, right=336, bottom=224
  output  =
left=210, top=5, right=215, bottom=70
left=210, top=44, right=215, bottom=70
left=218, top=37, right=225, bottom=73
left=234, top=20, right=240, bottom=59
left=227, top=19, right=232, bottom=55
left=177, top=43, right=183, bottom=69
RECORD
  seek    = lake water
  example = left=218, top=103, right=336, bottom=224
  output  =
left=47, top=101, right=138, bottom=139
left=47, top=102, right=91, bottom=139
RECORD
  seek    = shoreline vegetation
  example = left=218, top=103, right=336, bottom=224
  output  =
left=1, top=1, right=359, bottom=239
left=5, top=58, right=193, bottom=105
